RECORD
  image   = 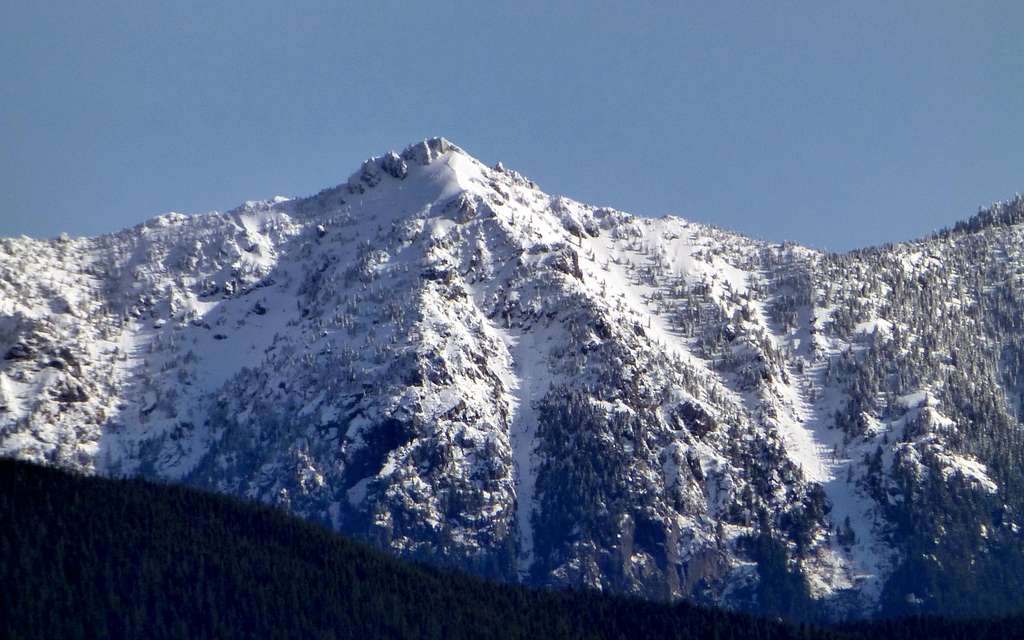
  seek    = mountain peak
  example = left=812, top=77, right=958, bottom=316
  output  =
left=3, top=140, right=1024, bottom=621
left=340, top=136, right=482, bottom=197
left=399, top=136, right=463, bottom=163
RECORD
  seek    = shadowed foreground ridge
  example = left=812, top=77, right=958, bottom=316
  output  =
left=0, top=458, right=825, bottom=640
left=1, top=459, right=1020, bottom=640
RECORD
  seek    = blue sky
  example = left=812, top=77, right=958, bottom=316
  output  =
left=1, top=1, right=1021, bottom=250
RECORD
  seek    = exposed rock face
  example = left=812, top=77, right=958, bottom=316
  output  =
left=1, top=138, right=1023, bottom=620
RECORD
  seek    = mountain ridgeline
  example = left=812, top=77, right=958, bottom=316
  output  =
left=1, top=138, right=1022, bottom=620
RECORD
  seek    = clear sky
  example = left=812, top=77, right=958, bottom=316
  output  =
left=1, top=2, right=1021, bottom=250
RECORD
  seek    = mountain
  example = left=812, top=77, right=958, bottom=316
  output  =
left=4, top=457, right=1021, bottom=640
left=1, top=138, right=1023, bottom=620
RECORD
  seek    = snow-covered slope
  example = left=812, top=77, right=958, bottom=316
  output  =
left=2, top=138, right=1022, bottom=620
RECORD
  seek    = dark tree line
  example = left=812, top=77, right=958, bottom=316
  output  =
left=2, top=458, right=1021, bottom=639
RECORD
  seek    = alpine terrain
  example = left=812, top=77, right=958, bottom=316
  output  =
left=2, top=138, right=1022, bottom=620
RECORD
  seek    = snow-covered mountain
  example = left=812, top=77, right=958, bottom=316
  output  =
left=2, top=138, right=1022, bottom=620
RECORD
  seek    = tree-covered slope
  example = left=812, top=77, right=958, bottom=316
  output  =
left=1, top=458, right=1021, bottom=640
left=0, top=458, right=828, bottom=640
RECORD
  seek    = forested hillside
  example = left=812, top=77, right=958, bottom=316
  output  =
left=1, top=459, right=1020, bottom=640
left=0, top=459, right=821, bottom=640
